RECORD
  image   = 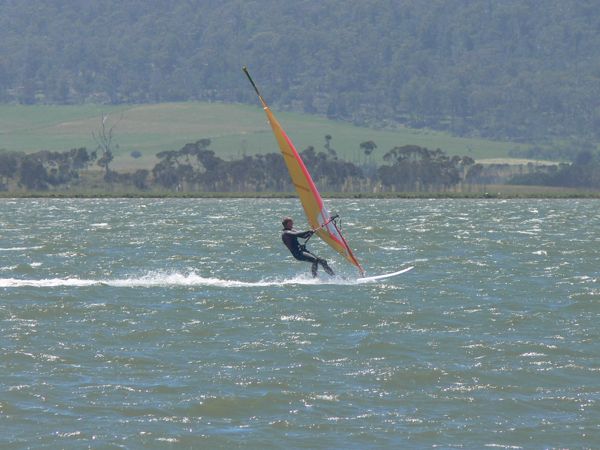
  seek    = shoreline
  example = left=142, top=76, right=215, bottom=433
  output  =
left=2, top=190, right=600, bottom=199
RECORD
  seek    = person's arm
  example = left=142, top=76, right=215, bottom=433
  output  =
left=286, top=229, right=313, bottom=239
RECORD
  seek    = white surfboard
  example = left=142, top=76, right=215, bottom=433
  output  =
left=356, top=266, right=414, bottom=283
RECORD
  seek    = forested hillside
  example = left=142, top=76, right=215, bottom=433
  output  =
left=1, top=0, right=599, bottom=146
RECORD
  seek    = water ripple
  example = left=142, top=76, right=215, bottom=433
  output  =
left=1, top=198, right=599, bottom=448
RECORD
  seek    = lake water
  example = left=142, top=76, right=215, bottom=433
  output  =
left=1, top=198, right=599, bottom=448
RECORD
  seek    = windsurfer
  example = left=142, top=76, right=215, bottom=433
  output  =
left=281, top=217, right=335, bottom=277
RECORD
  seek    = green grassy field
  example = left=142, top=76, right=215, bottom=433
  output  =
left=0, top=102, right=532, bottom=170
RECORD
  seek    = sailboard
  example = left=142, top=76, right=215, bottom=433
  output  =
left=356, top=266, right=414, bottom=283
left=244, top=67, right=364, bottom=276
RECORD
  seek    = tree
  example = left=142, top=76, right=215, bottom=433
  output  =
left=132, top=169, right=149, bottom=190
left=573, top=150, right=594, bottom=166
left=379, top=145, right=471, bottom=191
left=360, top=140, right=377, bottom=157
left=0, top=151, right=21, bottom=188
left=19, top=156, right=48, bottom=190
left=153, top=139, right=223, bottom=190
left=324, top=134, right=337, bottom=159
left=4, top=1, right=600, bottom=144
left=360, top=140, right=377, bottom=166
left=92, top=114, right=120, bottom=179
left=68, top=147, right=93, bottom=170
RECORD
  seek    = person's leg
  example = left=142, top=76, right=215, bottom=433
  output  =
left=319, top=258, right=334, bottom=276
left=311, top=260, right=318, bottom=277
left=297, top=251, right=319, bottom=277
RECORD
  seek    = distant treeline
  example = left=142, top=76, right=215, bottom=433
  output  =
left=0, top=148, right=95, bottom=191
left=1, top=1, right=600, bottom=146
left=508, top=138, right=598, bottom=162
left=2, top=140, right=597, bottom=193
left=508, top=151, right=600, bottom=189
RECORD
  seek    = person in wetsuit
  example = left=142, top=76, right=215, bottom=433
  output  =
left=281, top=217, right=335, bottom=277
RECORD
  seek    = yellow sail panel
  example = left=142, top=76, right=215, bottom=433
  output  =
left=263, top=107, right=320, bottom=229
left=260, top=101, right=364, bottom=274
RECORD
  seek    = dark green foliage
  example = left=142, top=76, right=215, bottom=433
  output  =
left=509, top=138, right=597, bottom=161
left=509, top=145, right=575, bottom=162
left=2, top=139, right=599, bottom=193
left=129, top=169, right=149, bottom=190
left=378, top=145, right=475, bottom=191
left=19, top=157, right=49, bottom=190
left=1, top=148, right=95, bottom=191
left=299, top=146, right=363, bottom=190
left=151, top=140, right=362, bottom=192
left=150, top=141, right=480, bottom=193
left=0, top=151, right=21, bottom=188
left=1, top=1, right=600, bottom=144
left=360, top=141, right=377, bottom=157
left=509, top=151, right=600, bottom=188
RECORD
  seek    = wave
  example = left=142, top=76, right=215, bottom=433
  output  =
left=0, top=271, right=369, bottom=288
left=0, top=246, right=44, bottom=252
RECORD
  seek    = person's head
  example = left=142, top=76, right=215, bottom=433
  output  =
left=282, top=217, right=293, bottom=229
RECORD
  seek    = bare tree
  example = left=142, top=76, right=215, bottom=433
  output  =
left=92, top=113, right=121, bottom=179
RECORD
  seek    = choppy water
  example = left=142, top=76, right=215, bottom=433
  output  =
left=1, top=198, right=599, bottom=449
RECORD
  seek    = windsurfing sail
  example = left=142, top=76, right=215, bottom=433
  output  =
left=243, top=66, right=364, bottom=276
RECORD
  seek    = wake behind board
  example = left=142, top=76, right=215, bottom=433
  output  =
left=356, top=266, right=414, bottom=283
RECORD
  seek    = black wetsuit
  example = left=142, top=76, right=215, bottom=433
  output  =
left=281, top=228, right=334, bottom=277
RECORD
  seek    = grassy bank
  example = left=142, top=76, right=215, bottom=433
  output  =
left=2, top=186, right=598, bottom=199
left=1, top=102, right=533, bottom=170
